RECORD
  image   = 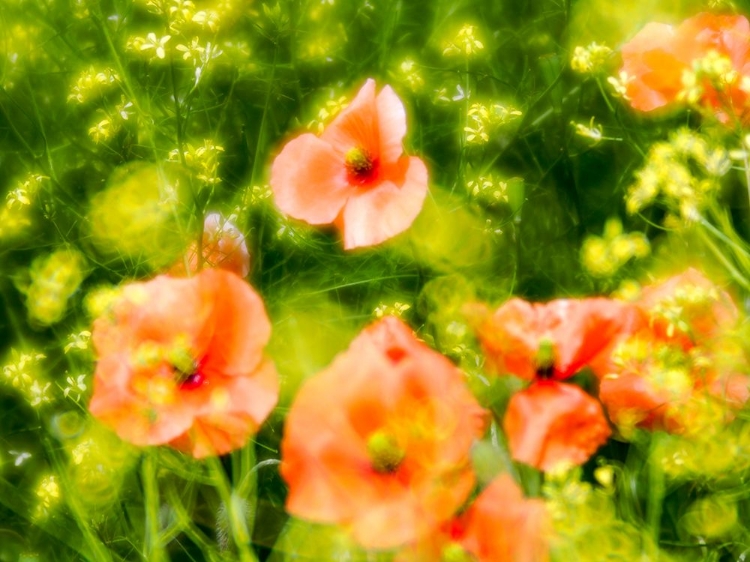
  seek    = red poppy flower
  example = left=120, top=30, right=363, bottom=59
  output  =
left=476, top=297, right=637, bottom=381
left=504, top=381, right=611, bottom=472
left=89, top=269, right=278, bottom=458
left=280, top=317, right=487, bottom=549
left=270, top=79, right=429, bottom=249
left=620, top=13, right=750, bottom=117
left=170, top=213, right=250, bottom=278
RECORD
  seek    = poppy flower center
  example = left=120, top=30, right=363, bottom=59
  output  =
left=441, top=543, right=475, bottom=562
left=345, top=147, right=377, bottom=184
left=366, top=429, right=405, bottom=473
left=168, top=343, right=205, bottom=390
left=535, top=337, right=556, bottom=379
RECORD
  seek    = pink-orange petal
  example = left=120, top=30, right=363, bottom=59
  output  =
left=199, top=269, right=271, bottom=377
left=504, top=381, right=611, bottom=472
left=461, top=474, right=550, bottom=562
left=340, top=156, right=428, bottom=249
left=376, top=85, right=408, bottom=164
left=270, top=133, right=351, bottom=224
left=599, top=372, right=677, bottom=431
left=321, top=79, right=379, bottom=157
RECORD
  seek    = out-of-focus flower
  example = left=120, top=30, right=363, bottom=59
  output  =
left=271, top=79, right=429, bottom=249
left=280, top=317, right=486, bottom=549
left=581, top=217, right=650, bottom=278
left=504, top=381, right=611, bottom=472
left=68, top=66, right=119, bottom=104
left=443, top=24, right=485, bottom=57
left=461, top=474, right=551, bottom=562
left=597, top=268, right=748, bottom=434
left=170, top=213, right=250, bottom=278
left=168, top=139, right=225, bottom=185
left=89, top=269, right=278, bottom=458
left=619, top=13, right=750, bottom=121
left=475, top=297, right=638, bottom=381
left=570, top=42, right=612, bottom=74
left=397, top=474, right=550, bottom=562
left=26, top=249, right=87, bottom=326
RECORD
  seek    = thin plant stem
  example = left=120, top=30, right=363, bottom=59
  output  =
left=143, top=450, right=168, bottom=562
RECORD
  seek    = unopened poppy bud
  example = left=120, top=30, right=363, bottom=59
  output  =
left=367, top=430, right=405, bottom=473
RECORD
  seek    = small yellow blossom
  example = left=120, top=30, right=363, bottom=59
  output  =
left=607, top=71, right=633, bottom=100
left=169, top=139, right=225, bottom=184
left=443, top=24, right=485, bottom=57
left=64, top=331, right=92, bottom=353
left=34, top=475, right=61, bottom=519
left=570, top=42, right=612, bottom=74
left=581, top=217, right=649, bottom=278
left=571, top=117, right=603, bottom=144
left=68, top=67, right=119, bottom=104
left=307, top=96, right=348, bottom=134
left=373, top=302, right=411, bottom=318
left=131, top=33, right=172, bottom=60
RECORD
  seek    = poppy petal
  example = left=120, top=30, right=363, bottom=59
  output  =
left=504, top=381, right=611, bottom=472
left=321, top=78, right=379, bottom=156
left=341, top=156, right=428, bottom=249
left=270, top=133, right=351, bottom=225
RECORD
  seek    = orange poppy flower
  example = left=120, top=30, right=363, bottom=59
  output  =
left=476, top=297, right=637, bottom=381
left=504, top=381, right=611, bottom=472
left=637, top=267, right=738, bottom=346
left=598, top=268, right=745, bottom=432
left=89, top=269, right=278, bottom=458
left=461, top=474, right=550, bottom=562
left=170, top=212, right=250, bottom=278
left=620, top=13, right=750, bottom=117
left=280, top=316, right=487, bottom=549
left=396, top=474, right=550, bottom=562
left=270, top=79, right=429, bottom=250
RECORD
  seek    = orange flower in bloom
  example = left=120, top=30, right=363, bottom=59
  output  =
left=598, top=268, right=746, bottom=433
left=280, top=316, right=487, bottom=549
left=638, top=267, right=738, bottom=346
left=461, top=474, right=550, bottom=562
left=504, top=381, right=611, bottom=472
left=620, top=13, right=750, bottom=117
left=170, top=213, right=250, bottom=278
left=270, top=79, right=429, bottom=250
left=89, top=269, right=278, bottom=458
left=396, top=474, right=550, bottom=562
left=476, top=298, right=637, bottom=381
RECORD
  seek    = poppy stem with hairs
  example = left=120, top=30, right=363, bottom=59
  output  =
left=207, top=456, right=258, bottom=562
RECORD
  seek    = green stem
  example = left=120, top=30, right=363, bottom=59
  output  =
left=143, top=451, right=167, bottom=562
left=207, top=457, right=256, bottom=562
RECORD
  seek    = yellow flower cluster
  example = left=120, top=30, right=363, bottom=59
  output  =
left=26, top=249, right=87, bottom=326
left=2, top=349, right=50, bottom=410
left=168, top=139, right=225, bottom=185
left=443, top=24, right=485, bottom=57
left=543, top=466, right=662, bottom=561
left=373, top=302, right=411, bottom=319
left=392, top=58, right=424, bottom=93
left=625, top=128, right=729, bottom=219
left=33, top=475, right=61, bottom=520
left=581, top=218, right=649, bottom=278
left=307, top=96, right=348, bottom=134
left=465, top=102, right=522, bottom=145
left=570, top=42, right=612, bottom=74
left=679, top=50, right=738, bottom=104
left=466, top=173, right=509, bottom=208
left=68, top=67, right=120, bottom=104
